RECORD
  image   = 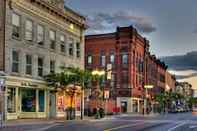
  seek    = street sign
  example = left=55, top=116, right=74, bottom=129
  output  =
left=104, top=90, right=110, bottom=99
left=107, top=64, right=112, bottom=80
left=144, top=85, right=154, bottom=89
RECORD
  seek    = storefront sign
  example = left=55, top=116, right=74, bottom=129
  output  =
left=21, top=82, right=38, bottom=87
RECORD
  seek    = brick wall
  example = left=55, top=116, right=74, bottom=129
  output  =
left=0, top=0, right=5, bottom=71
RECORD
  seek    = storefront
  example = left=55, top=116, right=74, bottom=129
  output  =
left=5, top=76, right=51, bottom=120
left=56, top=89, right=82, bottom=118
left=117, top=97, right=143, bottom=113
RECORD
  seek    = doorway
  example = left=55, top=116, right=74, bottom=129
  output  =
left=121, top=101, right=127, bottom=113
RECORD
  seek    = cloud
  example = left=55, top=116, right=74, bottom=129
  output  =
left=161, top=51, right=197, bottom=71
left=86, top=11, right=157, bottom=34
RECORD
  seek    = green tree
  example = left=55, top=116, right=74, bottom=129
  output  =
left=44, top=67, right=94, bottom=120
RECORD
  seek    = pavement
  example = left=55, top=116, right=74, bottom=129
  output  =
left=1, top=113, right=197, bottom=131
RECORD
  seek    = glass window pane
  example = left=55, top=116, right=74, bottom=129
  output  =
left=26, top=55, right=32, bottom=75
left=49, top=30, right=55, bottom=40
left=21, top=89, right=36, bottom=112
left=12, top=51, right=19, bottom=73
left=12, top=13, right=20, bottom=26
left=7, top=88, right=16, bottom=113
left=25, top=20, right=33, bottom=41
left=37, top=25, right=44, bottom=43
left=38, top=57, right=43, bottom=77
left=60, top=35, right=65, bottom=42
left=39, top=90, right=45, bottom=112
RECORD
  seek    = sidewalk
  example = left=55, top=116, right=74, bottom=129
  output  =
left=3, top=113, right=159, bottom=127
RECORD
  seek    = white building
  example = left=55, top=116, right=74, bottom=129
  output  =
left=0, top=0, right=85, bottom=120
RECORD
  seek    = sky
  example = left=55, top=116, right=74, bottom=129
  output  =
left=66, top=0, right=197, bottom=57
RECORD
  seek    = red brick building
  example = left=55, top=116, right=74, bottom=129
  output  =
left=85, top=26, right=170, bottom=113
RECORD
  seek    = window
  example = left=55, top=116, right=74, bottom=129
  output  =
left=12, top=50, right=19, bottom=73
left=37, top=25, right=44, bottom=45
left=69, top=43, right=73, bottom=56
left=38, top=90, right=45, bottom=112
left=49, top=30, right=56, bottom=49
left=76, top=42, right=81, bottom=58
left=160, top=74, right=165, bottom=82
left=50, top=60, right=55, bottom=73
left=38, top=57, right=43, bottom=77
left=100, top=52, right=106, bottom=67
left=26, top=55, right=32, bottom=75
left=87, top=55, right=92, bottom=65
left=60, top=35, right=65, bottom=53
left=121, top=72, right=128, bottom=88
left=122, top=53, right=128, bottom=65
left=21, top=89, right=36, bottom=112
left=7, top=88, right=16, bottom=113
left=110, top=53, right=115, bottom=64
left=25, top=20, right=33, bottom=41
left=12, top=13, right=20, bottom=38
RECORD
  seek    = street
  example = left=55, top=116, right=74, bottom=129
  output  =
left=2, top=113, right=197, bottom=131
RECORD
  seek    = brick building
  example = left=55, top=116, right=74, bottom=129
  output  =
left=85, top=26, right=174, bottom=114
left=0, top=0, right=85, bottom=120
left=86, top=26, right=152, bottom=113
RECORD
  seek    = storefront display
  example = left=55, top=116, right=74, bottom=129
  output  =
left=39, top=90, right=45, bottom=112
left=21, top=89, right=36, bottom=112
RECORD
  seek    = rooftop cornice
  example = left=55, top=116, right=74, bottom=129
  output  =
left=31, top=0, right=86, bottom=28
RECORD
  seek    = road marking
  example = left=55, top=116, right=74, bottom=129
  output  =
left=104, top=122, right=144, bottom=131
left=29, top=123, right=60, bottom=131
left=167, top=122, right=186, bottom=131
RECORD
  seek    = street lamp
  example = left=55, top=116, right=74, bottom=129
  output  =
left=91, top=69, right=105, bottom=113
left=144, top=85, right=154, bottom=115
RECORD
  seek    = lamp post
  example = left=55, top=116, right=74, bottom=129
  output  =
left=91, top=69, right=105, bottom=110
left=144, top=85, right=154, bottom=115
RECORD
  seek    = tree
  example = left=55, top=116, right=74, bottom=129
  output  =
left=44, top=67, right=94, bottom=120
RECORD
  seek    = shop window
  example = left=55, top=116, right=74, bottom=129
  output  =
left=7, top=88, right=16, bottom=113
left=57, top=96, right=64, bottom=112
left=39, top=90, right=45, bottom=112
left=21, top=89, right=36, bottom=112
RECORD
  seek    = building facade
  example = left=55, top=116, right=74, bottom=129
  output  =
left=85, top=26, right=153, bottom=113
left=0, top=0, right=85, bottom=120
left=85, top=26, right=170, bottom=114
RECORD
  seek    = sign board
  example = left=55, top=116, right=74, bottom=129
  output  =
left=104, top=90, right=110, bottom=99
left=107, top=64, right=112, bottom=71
left=144, top=85, right=154, bottom=89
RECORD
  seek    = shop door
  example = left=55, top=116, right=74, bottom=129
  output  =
left=121, top=101, right=127, bottom=113
left=49, top=93, right=56, bottom=118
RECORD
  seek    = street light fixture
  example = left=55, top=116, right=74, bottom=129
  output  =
left=144, top=85, right=154, bottom=115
